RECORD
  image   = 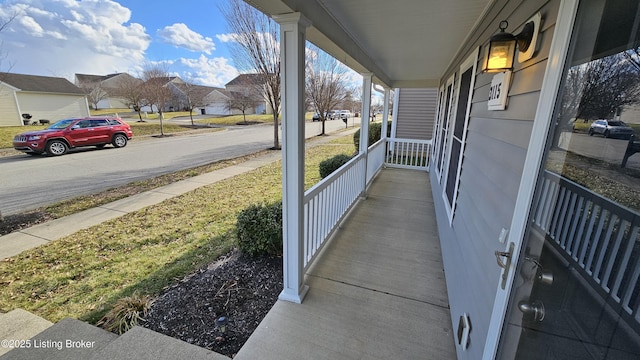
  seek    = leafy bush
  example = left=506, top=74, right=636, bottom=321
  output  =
left=354, top=122, right=392, bottom=151
left=97, top=293, right=153, bottom=334
left=319, top=154, right=352, bottom=179
left=236, top=201, right=283, bottom=257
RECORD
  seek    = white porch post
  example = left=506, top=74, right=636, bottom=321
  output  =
left=381, top=87, right=391, bottom=140
left=391, top=89, right=400, bottom=138
left=274, top=13, right=310, bottom=304
left=359, top=73, right=373, bottom=196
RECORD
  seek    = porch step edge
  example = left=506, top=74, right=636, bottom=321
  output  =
left=0, top=317, right=117, bottom=360
left=0, top=309, right=53, bottom=357
left=89, top=326, right=231, bottom=360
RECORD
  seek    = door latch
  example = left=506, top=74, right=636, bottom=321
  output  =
left=494, top=242, right=515, bottom=290
left=518, top=300, right=545, bottom=321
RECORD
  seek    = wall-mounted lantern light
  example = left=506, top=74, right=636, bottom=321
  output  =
left=483, top=14, right=540, bottom=73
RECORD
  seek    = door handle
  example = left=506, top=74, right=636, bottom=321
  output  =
left=494, top=242, right=515, bottom=290
left=518, top=300, right=545, bottom=321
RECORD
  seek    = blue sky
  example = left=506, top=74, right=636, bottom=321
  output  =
left=0, top=0, right=241, bottom=86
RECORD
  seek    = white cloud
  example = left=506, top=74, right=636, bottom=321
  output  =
left=216, top=32, right=278, bottom=50
left=0, top=0, right=151, bottom=79
left=179, top=54, right=238, bottom=87
left=215, top=33, right=238, bottom=43
left=158, top=23, right=215, bottom=54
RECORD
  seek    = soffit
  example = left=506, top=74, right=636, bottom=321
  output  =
left=249, top=0, right=493, bottom=88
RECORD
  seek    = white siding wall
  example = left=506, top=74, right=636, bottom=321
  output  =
left=17, top=93, right=90, bottom=122
left=429, top=0, right=559, bottom=358
left=0, top=85, right=20, bottom=126
left=395, top=88, right=437, bottom=140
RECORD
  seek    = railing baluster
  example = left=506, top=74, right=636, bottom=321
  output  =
left=534, top=178, right=550, bottom=228
left=560, top=192, right=578, bottom=249
left=601, top=219, right=629, bottom=292
left=593, top=213, right=618, bottom=284
left=571, top=199, right=592, bottom=261
left=565, top=196, right=584, bottom=253
left=551, top=187, right=569, bottom=242
left=544, top=181, right=560, bottom=231
left=579, top=205, right=601, bottom=267
left=621, top=231, right=640, bottom=314
left=586, top=209, right=608, bottom=275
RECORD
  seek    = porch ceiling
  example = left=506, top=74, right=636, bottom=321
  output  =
left=248, top=0, right=493, bottom=88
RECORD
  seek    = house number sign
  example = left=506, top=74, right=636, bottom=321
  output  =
left=488, top=71, right=511, bottom=111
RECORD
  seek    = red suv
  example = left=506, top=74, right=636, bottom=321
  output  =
left=13, top=117, right=133, bottom=156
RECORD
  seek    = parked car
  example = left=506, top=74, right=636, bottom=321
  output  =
left=312, top=112, right=328, bottom=121
left=338, top=110, right=352, bottom=120
left=588, top=119, right=635, bottom=139
left=327, top=110, right=351, bottom=120
left=327, top=110, right=340, bottom=120
left=13, top=117, right=133, bottom=156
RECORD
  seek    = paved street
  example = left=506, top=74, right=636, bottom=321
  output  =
left=557, top=131, right=640, bottom=168
left=0, top=118, right=361, bottom=216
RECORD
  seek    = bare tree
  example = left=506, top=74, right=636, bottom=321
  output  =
left=305, top=45, right=349, bottom=135
left=557, top=65, right=586, bottom=126
left=220, top=0, right=281, bottom=149
left=0, top=12, right=17, bottom=84
left=141, top=64, right=173, bottom=136
left=623, top=47, right=640, bottom=72
left=114, top=75, right=145, bottom=122
left=178, top=81, right=211, bottom=125
left=343, top=87, right=362, bottom=119
left=226, top=89, right=260, bottom=124
left=570, top=53, right=640, bottom=121
left=80, top=81, right=109, bottom=110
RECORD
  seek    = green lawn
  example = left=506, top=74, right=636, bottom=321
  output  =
left=0, top=137, right=355, bottom=325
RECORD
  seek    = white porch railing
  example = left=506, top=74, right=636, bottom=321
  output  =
left=303, top=153, right=367, bottom=269
left=385, top=138, right=432, bottom=170
left=302, top=137, right=432, bottom=270
left=533, top=171, right=640, bottom=331
left=366, top=139, right=386, bottom=184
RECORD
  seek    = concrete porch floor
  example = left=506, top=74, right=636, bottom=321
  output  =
left=235, top=168, right=456, bottom=360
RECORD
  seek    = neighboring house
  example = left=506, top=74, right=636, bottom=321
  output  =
left=167, top=83, right=223, bottom=114
left=0, top=72, right=89, bottom=127
left=225, top=73, right=271, bottom=115
left=250, top=0, right=640, bottom=359
left=204, top=88, right=234, bottom=115
left=75, top=73, right=140, bottom=109
left=618, top=104, right=640, bottom=125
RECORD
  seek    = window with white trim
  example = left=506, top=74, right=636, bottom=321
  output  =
left=435, top=75, right=455, bottom=180
left=442, top=49, right=478, bottom=222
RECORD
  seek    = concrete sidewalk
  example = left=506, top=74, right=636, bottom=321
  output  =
left=0, top=128, right=358, bottom=260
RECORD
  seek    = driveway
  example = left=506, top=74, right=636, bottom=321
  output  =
left=0, top=119, right=361, bottom=216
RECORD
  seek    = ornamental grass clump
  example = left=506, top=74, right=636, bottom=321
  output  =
left=236, top=201, right=283, bottom=257
left=97, top=293, right=153, bottom=334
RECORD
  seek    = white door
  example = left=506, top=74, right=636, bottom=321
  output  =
left=490, top=0, right=640, bottom=358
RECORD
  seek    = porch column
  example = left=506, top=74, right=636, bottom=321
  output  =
left=274, top=13, right=310, bottom=304
left=381, top=87, right=391, bottom=140
left=359, top=73, right=373, bottom=197
left=391, top=89, right=400, bottom=138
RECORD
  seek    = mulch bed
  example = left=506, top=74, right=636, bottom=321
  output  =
left=141, top=250, right=282, bottom=358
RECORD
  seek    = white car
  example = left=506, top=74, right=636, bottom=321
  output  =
left=588, top=119, right=635, bottom=139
